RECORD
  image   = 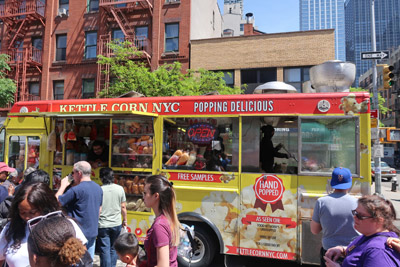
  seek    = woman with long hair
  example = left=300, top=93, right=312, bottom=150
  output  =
left=28, top=216, right=87, bottom=267
left=324, top=194, right=400, bottom=266
left=0, top=182, right=87, bottom=267
left=143, top=175, right=180, bottom=267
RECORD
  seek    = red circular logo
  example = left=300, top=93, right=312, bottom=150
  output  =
left=253, top=175, right=285, bottom=204
left=135, top=228, right=142, bottom=235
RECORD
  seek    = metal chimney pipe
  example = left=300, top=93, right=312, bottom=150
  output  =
left=245, top=13, right=253, bottom=24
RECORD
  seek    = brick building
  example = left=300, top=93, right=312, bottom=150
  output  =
left=190, top=28, right=335, bottom=93
left=0, top=0, right=221, bottom=113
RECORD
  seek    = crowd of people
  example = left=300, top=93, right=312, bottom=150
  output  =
left=0, top=157, right=400, bottom=267
left=0, top=161, right=180, bottom=267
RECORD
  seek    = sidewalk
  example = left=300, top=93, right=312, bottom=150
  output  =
left=92, top=255, right=125, bottom=267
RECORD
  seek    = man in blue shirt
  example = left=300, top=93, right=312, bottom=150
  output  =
left=311, top=167, right=359, bottom=267
left=56, top=160, right=103, bottom=260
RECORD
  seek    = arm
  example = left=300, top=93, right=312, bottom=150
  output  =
left=310, top=220, right=322, bottom=235
left=323, top=256, right=342, bottom=267
left=121, top=201, right=127, bottom=227
left=325, top=246, right=346, bottom=262
left=55, top=176, right=72, bottom=201
left=155, top=245, right=170, bottom=267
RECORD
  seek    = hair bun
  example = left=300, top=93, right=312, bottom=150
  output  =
left=58, top=237, right=86, bottom=265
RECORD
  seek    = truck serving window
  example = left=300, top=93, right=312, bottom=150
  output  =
left=8, top=136, right=40, bottom=170
left=163, top=117, right=239, bottom=172
left=242, top=116, right=298, bottom=174
left=299, top=117, right=359, bottom=175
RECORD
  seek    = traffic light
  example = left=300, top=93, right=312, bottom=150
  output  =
left=383, top=64, right=394, bottom=89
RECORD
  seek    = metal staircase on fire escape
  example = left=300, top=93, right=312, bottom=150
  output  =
left=97, top=0, right=153, bottom=96
left=0, top=0, right=45, bottom=106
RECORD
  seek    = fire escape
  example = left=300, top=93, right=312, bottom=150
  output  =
left=97, top=0, right=153, bottom=95
left=0, top=0, right=45, bottom=106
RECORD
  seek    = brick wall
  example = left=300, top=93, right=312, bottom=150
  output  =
left=190, top=29, right=335, bottom=71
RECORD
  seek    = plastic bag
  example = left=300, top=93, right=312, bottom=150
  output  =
left=177, top=224, right=195, bottom=258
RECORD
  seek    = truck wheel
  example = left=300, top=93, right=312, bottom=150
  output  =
left=177, top=225, right=217, bottom=267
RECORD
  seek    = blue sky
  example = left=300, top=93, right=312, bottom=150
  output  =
left=217, top=0, right=300, bottom=33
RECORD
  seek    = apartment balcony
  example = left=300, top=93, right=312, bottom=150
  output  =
left=99, top=0, right=153, bottom=10
left=1, top=47, right=42, bottom=66
left=0, top=0, right=45, bottom=19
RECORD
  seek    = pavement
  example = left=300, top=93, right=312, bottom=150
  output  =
left=372, top=172, right=400, bottom=229
left=92, top=255, right=125, bottom=267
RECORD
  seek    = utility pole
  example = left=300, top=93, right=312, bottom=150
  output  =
left=371, top=0, right=382, bottom=194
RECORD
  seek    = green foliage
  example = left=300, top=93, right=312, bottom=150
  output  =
left=0, top=54, right=16, bottom=107
left=97, top=41, right=241, bottom=98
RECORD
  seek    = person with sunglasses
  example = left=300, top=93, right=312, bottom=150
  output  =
left=142, top=175, right=180, bottom=267
left=56, top=161, right=103, bottom=261
left=28, top=215, right=91, bottom=267
left=311, top=167, right=360, bottom=267
left=324, top=194, right=400, bottom=267
left=0, top=182, right=87, bottom=267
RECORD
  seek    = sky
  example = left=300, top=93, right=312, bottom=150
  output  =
left=217, top=0, right=300, bottom=34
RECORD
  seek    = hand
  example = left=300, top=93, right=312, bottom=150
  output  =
left=7, top=184, right=14, bottom=196
left=387, top=237, right=400, bottom=252
left=60, top=176, right=72, bottom=188
left=276, top=143, right=283, bottom=150
left=122, top=221, right=128, bottom=227
left=325, top=246, right=345, bottom=262
left=323, top=256, right=341, bottom=267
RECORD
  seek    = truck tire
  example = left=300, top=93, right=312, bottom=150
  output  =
left=177, top=225, right=217, bottom=267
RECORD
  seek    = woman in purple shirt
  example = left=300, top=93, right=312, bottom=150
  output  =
left=324, top=194, right=400, bottom=267
left=143, top=175, right=180, bottom=267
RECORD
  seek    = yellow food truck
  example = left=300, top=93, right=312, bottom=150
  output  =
left=1, top=91, right=371, bottom=265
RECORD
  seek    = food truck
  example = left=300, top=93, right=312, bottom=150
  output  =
left=1, top=91, right=371, bottom=265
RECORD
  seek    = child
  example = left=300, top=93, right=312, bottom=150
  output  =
left=114, top=232, right=141, bottom=267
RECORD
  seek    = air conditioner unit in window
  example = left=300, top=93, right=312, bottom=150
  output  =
left=57, top=8, right=68, bottom=17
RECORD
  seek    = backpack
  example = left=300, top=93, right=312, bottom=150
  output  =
left=177, top=224, right=197, bottom=261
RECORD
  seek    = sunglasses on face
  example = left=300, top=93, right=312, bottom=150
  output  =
left=352, top=210, right=373, bottom=220
left=27, top=210, right=65, bottom=232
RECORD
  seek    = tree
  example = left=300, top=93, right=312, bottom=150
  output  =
left=350, top=87, right=388, bottom=126
left=0, top=54, right=16, bottom=107
left=97, top=41, right=241, bottom=98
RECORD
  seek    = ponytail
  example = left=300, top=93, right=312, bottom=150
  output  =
left=146, top=175, right=181, bottom=246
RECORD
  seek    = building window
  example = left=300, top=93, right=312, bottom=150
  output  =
left=53, top=81, right=64, bottom=100
left=88, top=0, right=99, bottom=12
left=241, top=68, right=277, bottom=93
left=213, top=70, right=234, bottom=88
left=135, top=26, right=148, bottom=50
left=165, top=23, right=179, bottom=52
left=112, top=29, right=124, bottom=42
left=240, top=23, right=244, bottom=31
left=29, top=82, right=40, bottom=97
left=59, top=0, right=69, bottom=12
left=56, top=34, right=67, bottom=61
left=31, top=37, right=42, bottom=62
left=283, top=67, right=310, bottom=92
left=82, top=79, right=95, bottom=99
left=85, top=31, right=97, bottom=59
